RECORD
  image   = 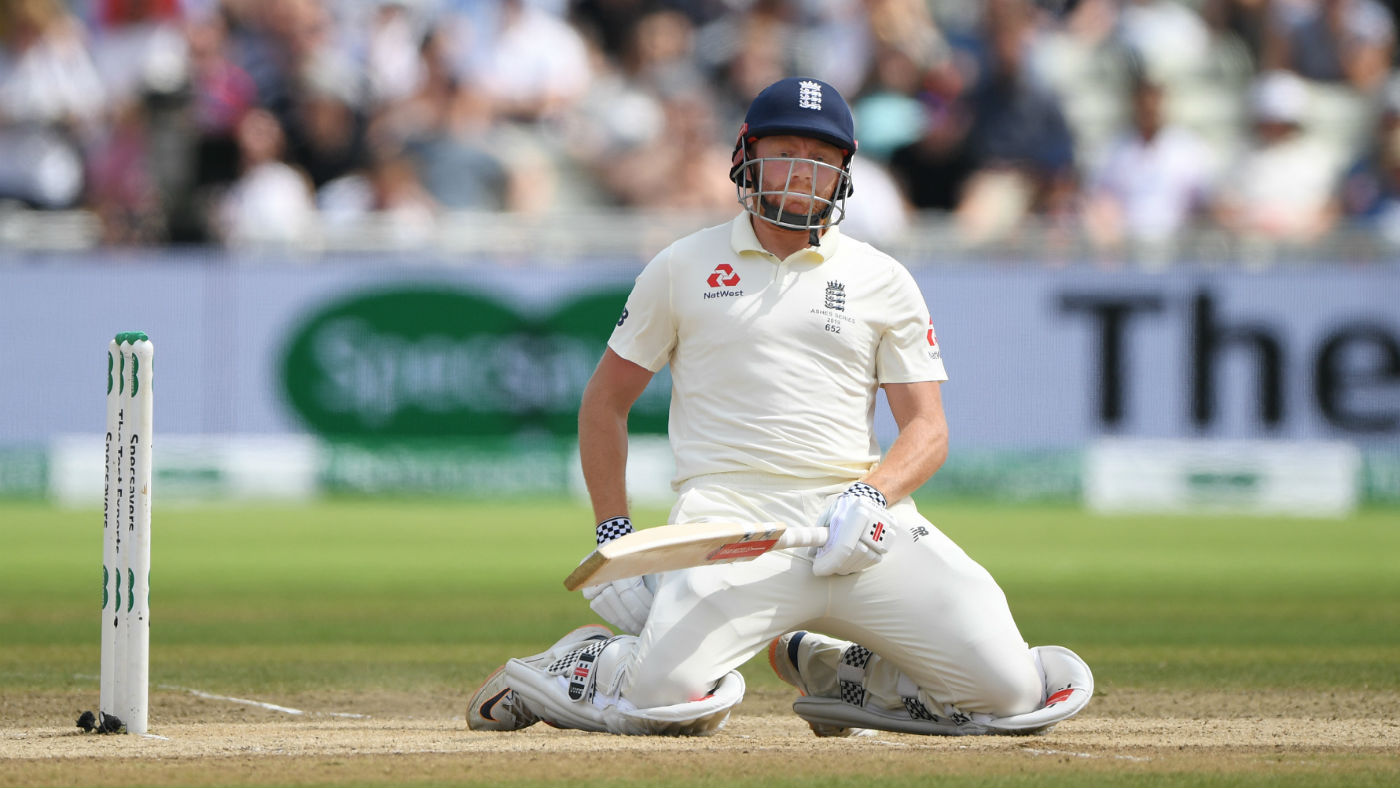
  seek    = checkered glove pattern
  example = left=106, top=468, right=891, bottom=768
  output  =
left=813, top=482, right=895, bottom=577
left=596, top=516, right=634, bottom=545
left=844, top=481, right=887, bottom=508
left=582, top=516, right=654, bottom=634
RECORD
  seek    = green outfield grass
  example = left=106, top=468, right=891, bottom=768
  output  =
left=3, top=498, right=1397, bottom=700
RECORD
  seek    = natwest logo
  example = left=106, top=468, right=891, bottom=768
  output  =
left=707, top=264, right=741, bottom=288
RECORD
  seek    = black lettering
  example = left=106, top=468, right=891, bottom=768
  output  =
left=128, top=434, right=138, bottom=528
left=1060, top=294, right=1165, bottom=426
left=1191, top=291, right=1284, bottom=428
left=1314, top=324, right=1400, bottom=432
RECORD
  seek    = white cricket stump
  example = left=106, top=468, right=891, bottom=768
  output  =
left=98, top=332, right=154, bottom=735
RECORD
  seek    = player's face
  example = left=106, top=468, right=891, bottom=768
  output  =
left=750, top=135, right=844, bottom=214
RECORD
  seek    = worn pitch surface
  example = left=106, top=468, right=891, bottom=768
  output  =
left=3, top=688, right=1398, bottom=787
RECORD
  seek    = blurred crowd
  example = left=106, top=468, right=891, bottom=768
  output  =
left=2, top=0, right=1399, bottom=256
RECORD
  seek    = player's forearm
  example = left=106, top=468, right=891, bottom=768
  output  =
left=578, top=395, right=632, bottom=523
left=861, top=413, right=948, bottom=503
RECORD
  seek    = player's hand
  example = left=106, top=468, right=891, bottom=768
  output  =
left=813, top=482, right=895, bottom=576
left=580, top=517, right=656, bottom=634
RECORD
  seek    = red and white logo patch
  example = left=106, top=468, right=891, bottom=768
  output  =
left=708, top=539, right=779, bottom=562
left=1044, top=688, right=1076, bottom=707
left=707, top=264, right=741, bottom=288
left=566, top=650, right=598, bottom=701
left=926, top=319, right=938, bottom=347
left=869, top=522, right=886, bottom=542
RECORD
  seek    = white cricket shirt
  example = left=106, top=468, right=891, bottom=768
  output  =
left=609, top=213, right=947, bottom=486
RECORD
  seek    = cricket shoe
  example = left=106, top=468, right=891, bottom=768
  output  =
left=468, top=624, right=613, bottom=731
left=768, top=631, right=869, bottom=738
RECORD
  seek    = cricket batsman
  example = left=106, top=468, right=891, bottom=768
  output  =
left=468, top=76, right=1093, bottom=736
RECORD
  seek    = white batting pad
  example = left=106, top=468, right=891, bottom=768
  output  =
left=792, top=645, right=1093, bottom=737
left=505, top=636, right=745, bottom=736
left=984, top=645, right=1094, bottom=734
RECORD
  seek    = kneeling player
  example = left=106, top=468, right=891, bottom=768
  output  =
left=468, top=76, right=1092, bottom=737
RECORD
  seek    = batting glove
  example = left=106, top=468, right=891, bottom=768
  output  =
left=813, top=482, right=895, bottom=577
left=580, top=517, right=656, bottom=635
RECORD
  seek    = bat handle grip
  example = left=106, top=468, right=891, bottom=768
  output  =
left=776, top=526, right=829, bottom=550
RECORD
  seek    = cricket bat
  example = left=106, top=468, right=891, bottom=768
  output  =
left=563, top=522, right=829, bottom=591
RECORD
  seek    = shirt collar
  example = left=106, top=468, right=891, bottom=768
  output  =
left=729, top=212, right=842, bottom=263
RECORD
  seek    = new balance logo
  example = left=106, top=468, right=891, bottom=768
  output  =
left=798, top=81, right=823, bottom=110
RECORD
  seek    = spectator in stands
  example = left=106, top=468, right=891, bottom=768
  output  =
left=283, top=53, right=371, bottom=193
left=1212, top=70, right=1346, bottom=244
left=72, top=0, right=199, bottom=243
left=701, top=0, right=798, bottom=132
left=569, top=9, right=721, bottom=212
left=1201, top=0, right=1276, bottom=68
left=849, top=0, right=948, bottom=161
left=570, top=0, right=659, bottom=64
left=1264, top=0, right=1396, bottom=167
left=1083, top=66, right=1218, bottom=260
left=7, top=0, right=1400, bottom=258
left=0, top=0, right=105, bottom=209
left=215, top=107, right=316, bottom=247
left=86, top=97, right=166, bottom=244
left=465, top=0, right=592, bottom=124
left=887, top=56, right=976, bottom=213
left=956, top=0, right=1077, bottom=242
left=1271, top=0, right=1395, bottom=93
left=188, top=8, right=256, bottom=140
left=646, top=84, right=734, bottom=215
left=792, top=0, right=874, bottom=98
left=589, top=76, right=732, bottom=214
left=87, top=0, right=186, bottom=111
left=391, top=26, right=511, bottom=212
left=842, top=156, right=912, bottom=247
left=1339, top=76, right=1400, bottom=246
left=245, top=0, right=372, bottom=199
left=0, top=0, right=108, bottom=130
left=1117, top=0, right=1215, bottom=88
left=563, top=20, right=667, bottom=179
left=364, top=1, right=425, bottom=109
left=426, top=0, right=595, bottom=214
left=319, top=145, right=438, bottom=247
left=225, top=0, right=332, bottom=118
left=620, top=9, right=701, bottom=93
left=183, top=11, right=257, bottom=240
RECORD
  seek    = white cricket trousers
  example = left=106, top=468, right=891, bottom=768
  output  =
left=619, top=473, right=1043, bottom=718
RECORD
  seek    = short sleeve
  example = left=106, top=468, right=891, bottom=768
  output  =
left=607, top=247, right=677, bottom=372
left=875, top=267, right=948, bottom=384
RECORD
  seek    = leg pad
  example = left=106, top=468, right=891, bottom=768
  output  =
left=792, top=645, right=1093, bottom=737
left=504, top=638, right=746, bottom=736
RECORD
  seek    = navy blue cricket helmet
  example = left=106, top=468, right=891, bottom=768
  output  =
left=729, top=77, right=858, bottom=239
left=730, top=77, right=857, bottom=165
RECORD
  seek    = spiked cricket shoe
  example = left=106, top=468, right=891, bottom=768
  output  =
left=468, top=624, right=612, bottom=731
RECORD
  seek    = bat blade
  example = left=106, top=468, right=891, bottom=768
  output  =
left=563, top=522, right=828, bottom=591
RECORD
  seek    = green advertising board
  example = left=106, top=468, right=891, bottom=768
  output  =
left=0, top=447, right=46, bottom=499
left=280, top=286, right=670, bottom=438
